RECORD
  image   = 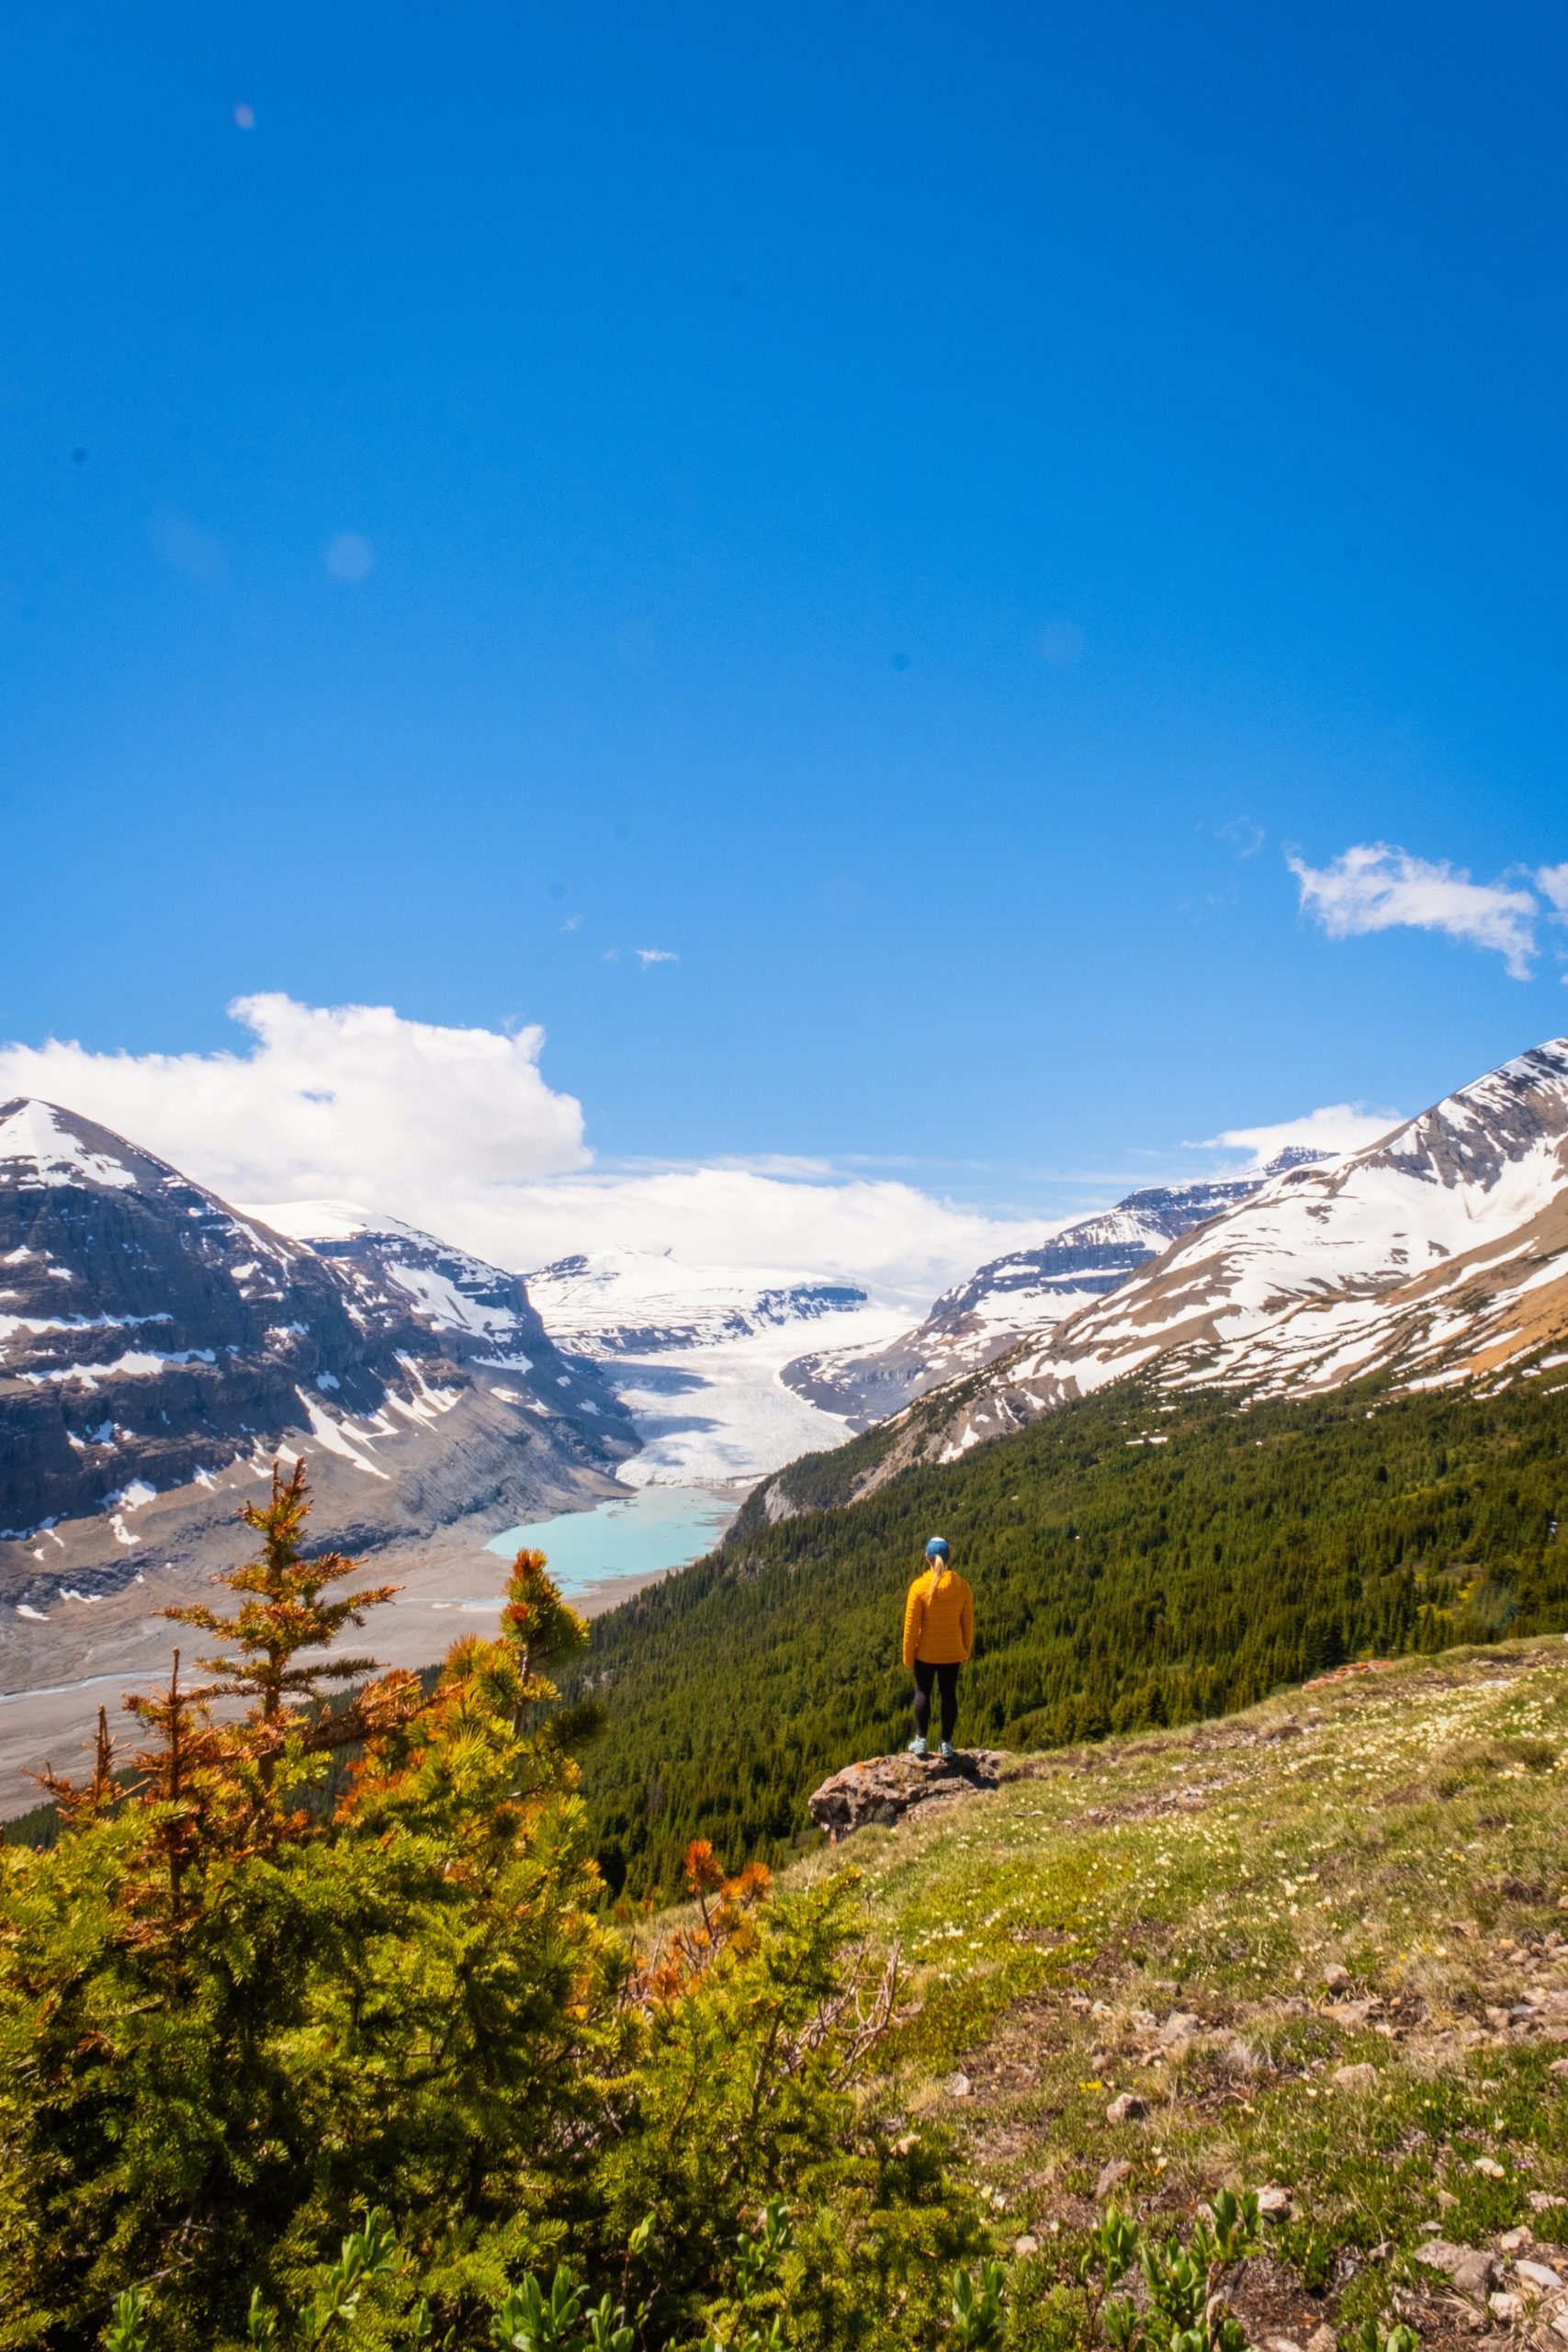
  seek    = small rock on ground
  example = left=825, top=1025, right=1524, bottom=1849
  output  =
left=1416, top=2243, right=1497, bottom=2301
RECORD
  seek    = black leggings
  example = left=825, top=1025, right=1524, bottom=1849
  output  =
left=912, top=1659, right=960, bottom=1744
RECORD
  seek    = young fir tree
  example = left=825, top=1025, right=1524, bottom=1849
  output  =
left=164, top=1454, right=423, bottom=1815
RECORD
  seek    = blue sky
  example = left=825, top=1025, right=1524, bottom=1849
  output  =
left=3, top=1, right=1566, bottom=1269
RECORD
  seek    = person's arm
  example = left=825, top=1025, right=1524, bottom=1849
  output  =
left=959, top=1582, right=974, bottom=1662
left=902, top=1582, right=923, bottom=1670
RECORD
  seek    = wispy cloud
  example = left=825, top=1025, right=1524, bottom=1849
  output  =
left=636, top=947, right=679, bottom=967
left=1204, top=1102, right=1403, bottom=1166
left=1289, top=843, right=1544, bottom=978
left=1538, top=863, right=1568, bottom=919
left=1218, top=817, right=1265, bottom=858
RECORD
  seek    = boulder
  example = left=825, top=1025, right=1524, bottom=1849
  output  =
left=1107, top=2092, right=1147, bottom=2124
left=807, top=1749, right=1010, bottom=1839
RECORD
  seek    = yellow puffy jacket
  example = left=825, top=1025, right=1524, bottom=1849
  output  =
left=901, top=1565, right=974, bottom=1669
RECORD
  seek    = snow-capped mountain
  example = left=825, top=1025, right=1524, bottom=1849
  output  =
left=0, top=1100, right=634, bottom=1589
left=779, top=1165, right=1315, bottom=1430
left=868, top=1039, right=1568, bottom=1472
left=525, top=1247, right=908, bottom=1487
left=526, top=1248, right=869, bottom=1353
left=253, top=1198, right=578, bottom=1364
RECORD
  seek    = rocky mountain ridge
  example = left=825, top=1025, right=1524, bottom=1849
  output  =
left=0, top=1100, right=634, bottom=1601
left=779, top=1162, right=1318, bottom=1430
left=769, top=1037, right=1568, bottom=1499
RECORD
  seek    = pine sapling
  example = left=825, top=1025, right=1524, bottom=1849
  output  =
left=164, top=1455, right=423, bottom=1815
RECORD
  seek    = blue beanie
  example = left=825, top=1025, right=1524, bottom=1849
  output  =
left=925, top=1536, right=950, bottom=1560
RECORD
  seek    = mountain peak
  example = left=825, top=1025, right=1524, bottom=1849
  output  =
left=0, top=1098, right=160, bottom=1193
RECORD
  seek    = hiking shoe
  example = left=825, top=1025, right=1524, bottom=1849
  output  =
left=907, top=1736, right=929, bottom=1758
left=939, top=1740, right=956, bottom=1760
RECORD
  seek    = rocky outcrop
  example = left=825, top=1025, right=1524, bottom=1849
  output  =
left=807, top=1748, right=1011, bottom=1839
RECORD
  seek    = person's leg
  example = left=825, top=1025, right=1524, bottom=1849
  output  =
left=937, top=1663, right=960, bottom=1746
left=912, top=1659, right=935, bottom=1743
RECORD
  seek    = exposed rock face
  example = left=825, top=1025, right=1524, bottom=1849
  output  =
left=780, top=1166, right=1316, bottom=1430
left=0, top=1101, right=636, bottom=1581
left=807, top=1748, right=1010, bottom=1838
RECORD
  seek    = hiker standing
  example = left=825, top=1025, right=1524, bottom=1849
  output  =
left=903, top=1536, right=973, bottom=1759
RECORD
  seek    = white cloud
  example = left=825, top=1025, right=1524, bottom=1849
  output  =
left=0, top=994, right=589, bottom=1209
left=635, top=947, right=678, bottom=967
left=1538, top=863, right=1568, bottom=916
left=1205, top=1102, right=1403, bottom=1167
left=0, top=994, right=1036, bottom=1308
left=1289, top=843, right=1541, bottom=978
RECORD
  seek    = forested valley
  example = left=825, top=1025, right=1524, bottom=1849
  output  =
left=570, top=1371, right=1568, bottom=1897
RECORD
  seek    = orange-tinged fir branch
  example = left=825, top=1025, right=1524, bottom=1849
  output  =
left=156, top=1456, right=425, bottom=1794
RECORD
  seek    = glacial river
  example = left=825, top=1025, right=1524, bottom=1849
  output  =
left=482, top=1484, right=736, bottom=1596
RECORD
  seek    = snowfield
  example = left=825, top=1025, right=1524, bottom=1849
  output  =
left=525, top=1246, right=908, bottom=1483
left=604, top=1306, right=917, bottom=1487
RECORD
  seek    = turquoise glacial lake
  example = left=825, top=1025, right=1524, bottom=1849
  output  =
left=483, top=1484, right=735, bottom=1597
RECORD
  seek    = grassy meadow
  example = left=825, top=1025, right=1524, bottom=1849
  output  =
left=787, top=1634, right=1568, bottom=2351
